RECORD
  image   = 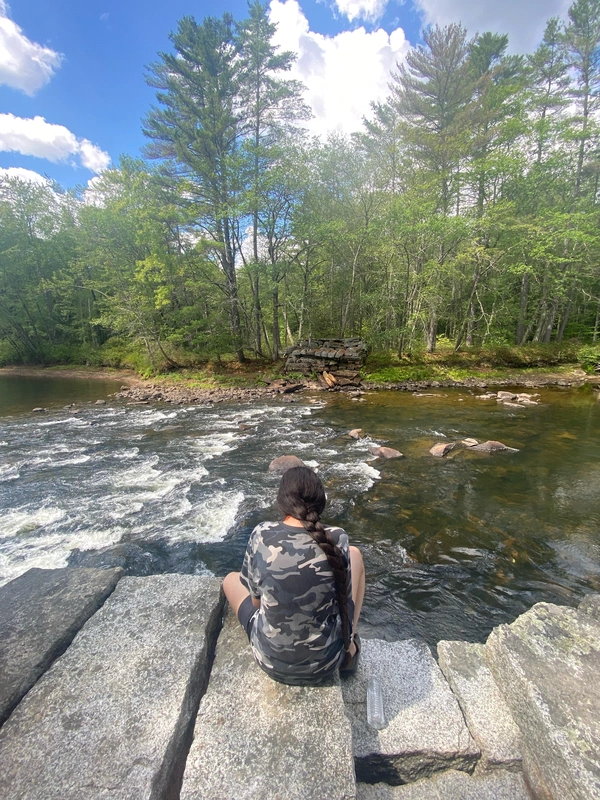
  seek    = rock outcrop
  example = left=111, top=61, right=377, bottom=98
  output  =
left=0, top=567, right=122, bottom=727
left=484, top=598, right=600, bottom=800
left=180, top=609, right=356, bottom=800
left=342, top=639, right=479, bottom=785
left=437, top=641, right=522, bottom=773
left=0, top=574, right=224, bottom=800
left=1, top=564, right=599, bottom=800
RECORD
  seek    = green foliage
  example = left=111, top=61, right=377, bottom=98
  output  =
left=578, top=344, right=600, bottom=373
left=1, top=1, right=600, bottom=372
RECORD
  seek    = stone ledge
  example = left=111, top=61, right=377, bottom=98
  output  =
left=484, top=598, right=600, bottom=800
left=342, top=638, right=479, bottom=785
left=180, top=608, right=356, bottom=800
left=437, top=640, right=522, bottom=773
left=0, top=574, right=223, bottom=800
left=0, top=567, right=123, bottom=728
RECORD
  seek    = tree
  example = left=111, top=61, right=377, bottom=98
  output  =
left=563, top=0, right=600, bottom=197
left=144, top=14, right=246, bottom=360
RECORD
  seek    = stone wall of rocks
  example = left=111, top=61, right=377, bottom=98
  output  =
left=283, top=338, right=368, bottom=377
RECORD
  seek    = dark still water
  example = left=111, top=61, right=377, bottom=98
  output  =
left=1, top=375, right=598, bottom=645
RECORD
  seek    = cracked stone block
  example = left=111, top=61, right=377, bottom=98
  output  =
left=438, top=640, right=522, bottom=773
left=180, top=608, right=356, bottom=800
left=356, top=768, right=531, bottom=799
left=342, top=639, right=479, bottom=784
left=0, top=575, right=223, bottom=800
left=484, top=600, right=600, bottom=800
left=0, top=567, right=123, bottom=727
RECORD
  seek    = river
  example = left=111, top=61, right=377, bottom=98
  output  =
left=1, top=373, right=598, bottom=645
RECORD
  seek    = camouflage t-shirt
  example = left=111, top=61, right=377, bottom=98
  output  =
left=240, top=520, right=353, bottom=685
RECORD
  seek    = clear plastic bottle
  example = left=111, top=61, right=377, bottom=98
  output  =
left=366, top=675, right=385, bottom=729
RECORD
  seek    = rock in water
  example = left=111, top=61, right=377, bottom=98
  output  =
left=349, top=428, right=366, bottom=439
left=462, top=438, right=479, bottom=447
left=484, top=596, right=600, bottom=800
left=0, top=567, right=122, bottom=727
left=268, top=455, right=306, bottom=474
left=0, top=575, right=223, bottom=800
left=429, top=442, right=455, bottom=457
left=180, top=609, right=356, bottom=800
left=471, top=441, right=514, bottom=452
left=497, top=391, right=517, bottom=401
left=368, top=446, right=403, bottom=459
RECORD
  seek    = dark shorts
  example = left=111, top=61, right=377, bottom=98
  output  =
left=237, top=594, right=259, bottom=639
left=237, top=595, right=355, bottom=644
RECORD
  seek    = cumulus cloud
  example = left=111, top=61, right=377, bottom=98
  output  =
left=0, top=1, right=63, bottom=95
left=333, top=0, right=387, bottom=23
left=414, top=0, right=571, bottom=54
left=0, top=166, right=49, bottom=185
left=0, top=114, right=110, bottom=173
left=269, top=0, right=409, bottom=137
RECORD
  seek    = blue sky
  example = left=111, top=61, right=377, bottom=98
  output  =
left=0, top=0, right=569, bottom=190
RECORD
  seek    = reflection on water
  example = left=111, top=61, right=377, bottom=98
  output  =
left=0, top=377, right=598, bottom=645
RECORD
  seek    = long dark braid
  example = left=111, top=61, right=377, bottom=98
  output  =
left=277, top=467, right=352, bottom=652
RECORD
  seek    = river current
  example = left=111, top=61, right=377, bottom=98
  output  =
left=1, top=374, right=599, bottom=645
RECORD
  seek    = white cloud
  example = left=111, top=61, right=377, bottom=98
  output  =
left=0, top=1, right=63, bottom=95
left=414, top=0, right=571, bottom=54
left=0, top=114, right=110, bottom=173
left=333, top=0, right=387, bottom=23
left=0, top=166, right=49, bottom=185
left=269, top=0, right=409, bottom=137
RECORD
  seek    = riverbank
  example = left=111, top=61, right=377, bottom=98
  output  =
left=2, top=362, right=599, bottom=407
left=0, top=365, right=144, bottom=385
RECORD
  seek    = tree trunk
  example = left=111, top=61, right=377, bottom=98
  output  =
left=272, top=285, right=280, bottom=361
left=516, top=273, right=529, bottom=345
left=426, top=313, right=437, bottom=353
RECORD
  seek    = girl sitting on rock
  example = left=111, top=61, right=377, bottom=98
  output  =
left=223, top=466, right=365, bottom=685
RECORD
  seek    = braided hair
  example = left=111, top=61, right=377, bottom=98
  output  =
left=277, top=466, right=352, bottom=652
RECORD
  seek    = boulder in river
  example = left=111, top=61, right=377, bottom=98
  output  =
left=32, top=407, right=46, bottom=413
left=368, top=446, right=403, bottom=459
left=268, top=455, right=306, bottom=474
left=471, top=440, right=516, bottom=452
left=348, top=428, right=366, bottom=439
left=497, top=391, right=517, bottom=401
left=430, top=442, right=455, bottom=457
left=462, top=438, right=479, bottom=447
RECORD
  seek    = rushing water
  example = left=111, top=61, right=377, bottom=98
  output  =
left=1, top=374, right=599, bottom=645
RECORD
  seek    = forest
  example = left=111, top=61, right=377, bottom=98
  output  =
left=1, top=0, right=599, bottom=374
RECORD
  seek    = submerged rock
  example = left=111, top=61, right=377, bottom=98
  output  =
left=268, top=454, right=306, bottom=473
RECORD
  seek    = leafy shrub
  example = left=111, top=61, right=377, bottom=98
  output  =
left=578, top=344, right=600, bottom=373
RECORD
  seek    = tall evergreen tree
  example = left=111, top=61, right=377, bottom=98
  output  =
left=143, top=14, right=246, bottom=360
